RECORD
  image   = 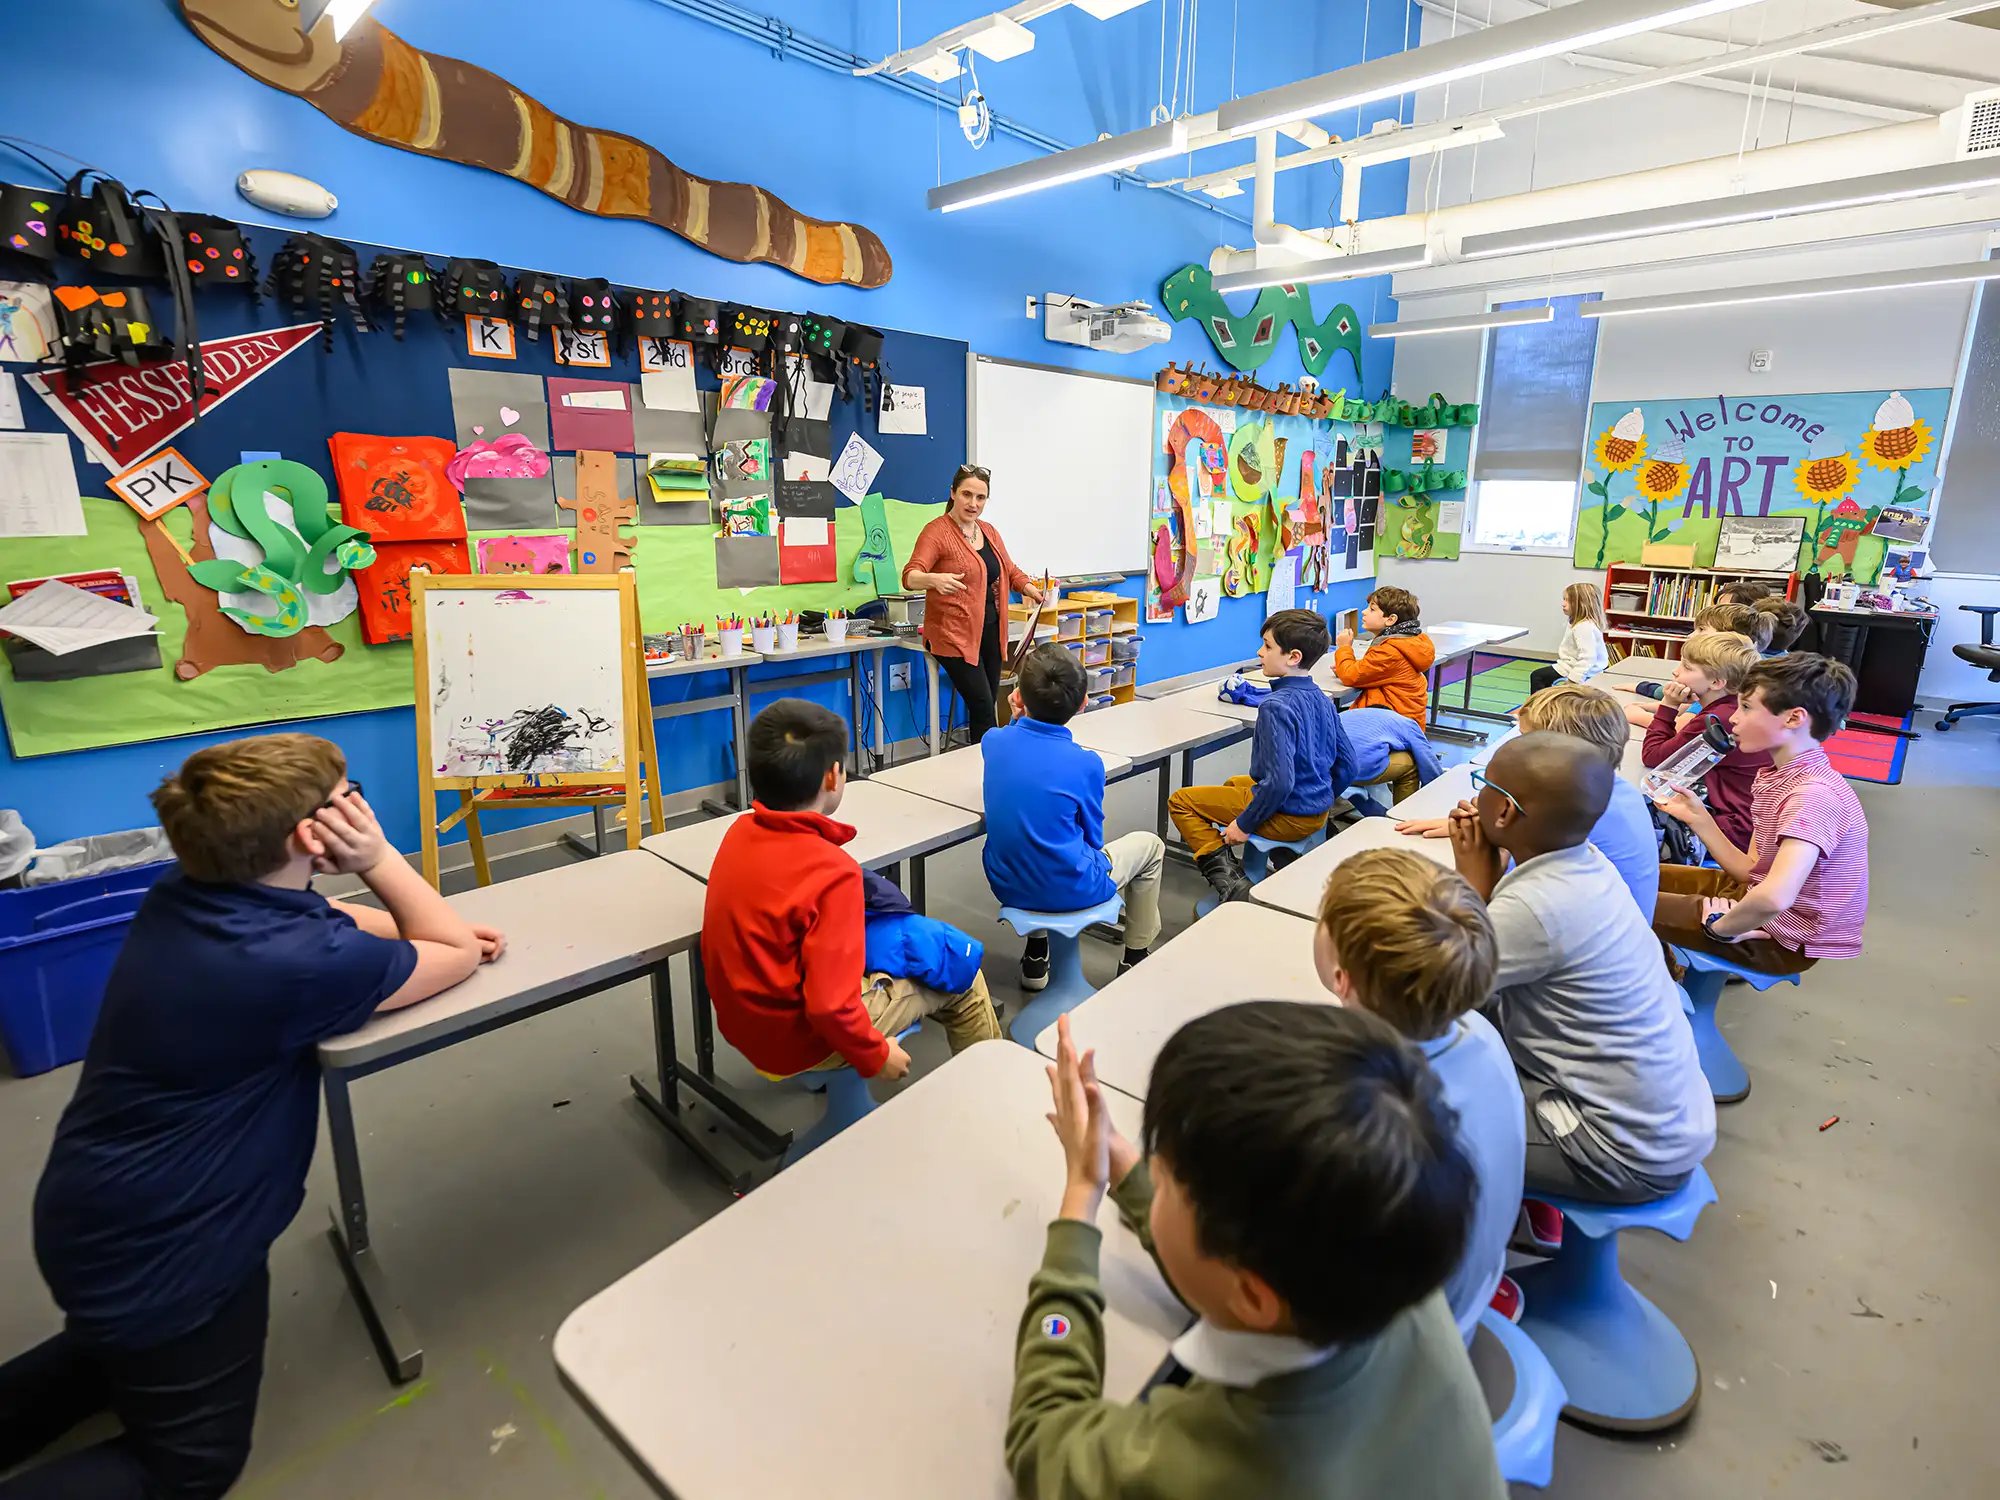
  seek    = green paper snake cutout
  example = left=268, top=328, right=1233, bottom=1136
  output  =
left=1160, top=265, right=1364, bottom=382
left=1393, top=495, right=1436, bottom=559
left=187, top=459, right=377, bottom=637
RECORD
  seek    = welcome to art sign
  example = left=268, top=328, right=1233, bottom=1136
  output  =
left=1573, top=387, right=1949, bottom=583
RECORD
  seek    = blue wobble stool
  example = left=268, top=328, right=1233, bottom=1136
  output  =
left=1674, top=945, right=1801, bottom=1104
left=1194, top=828, right=1326, bottom=916
left=1514, top=1166, right=1718, bottom=1433
left=773, top=1023, right=920, bottom=1167
left=1477, top=1307, right=1567, bottom=1489
left=1000, top=894, right=1125, bottom=1047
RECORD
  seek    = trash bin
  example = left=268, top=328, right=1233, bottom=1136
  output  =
left=0, top=858, right=174, bottom=1076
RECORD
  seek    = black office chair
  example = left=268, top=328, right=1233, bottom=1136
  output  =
left=1936, top=604, right=2000, bottom=731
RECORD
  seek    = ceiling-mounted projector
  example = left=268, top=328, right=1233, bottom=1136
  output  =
left=1040, top=294, right=1171, bottom=354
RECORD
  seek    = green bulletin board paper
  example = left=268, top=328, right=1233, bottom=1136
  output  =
left=1, top=497, right=945, bottom=759
left=0, top=499, right=410, bottom=759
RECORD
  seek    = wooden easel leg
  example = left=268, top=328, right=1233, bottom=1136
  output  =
left=461, top=793, right=493, bottom=886
left=643, top=688, right=667, bottom=836
left=421, top=801, right=442, bottom=890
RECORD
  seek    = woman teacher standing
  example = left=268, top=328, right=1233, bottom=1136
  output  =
left=903, top=464, right=1046, bottom=742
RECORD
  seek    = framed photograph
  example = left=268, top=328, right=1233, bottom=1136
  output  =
left=1869, top=505, right=1928, bottom=544
left=1713, top=514, right=1805, bottom=572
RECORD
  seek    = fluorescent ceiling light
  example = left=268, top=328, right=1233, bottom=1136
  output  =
left=1349, top=121, right=1505, bottom=168
left=300, top=0, right=379, bottom=40
left=1201, top=180, right=1246, bottom=199
left=906, top=51, right=965, bottom=83
left=1581, top=260, right=2000, bottom=318
left=928, top=118, right=1191, bottom=212
left=1461, top=157, right=2000, bottom=260
left=1216, top=0, right=1764, bottom=138
left=1369, top=305, right=1554, bottom=338
left=1213, top=244, right=1433, bottom=294
left=965, top=16, right=1036, bottom=61
left=1073, top=0, right=1151, bottom=17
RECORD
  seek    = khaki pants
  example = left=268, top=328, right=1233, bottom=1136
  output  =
left=806, top=971, right=1002, bottom=1073
left=1652, top=865, right=1818, bottom=977
left=1105, top=830, right=1166, bottom=951
left=1168, top=775, right=1329, bottom=861
left=1353, top=750, right=1421, bottom=805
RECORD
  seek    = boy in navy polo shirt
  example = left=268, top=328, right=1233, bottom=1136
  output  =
left=0, top=734, right=501, bottom=1500
left=984, top=645, right=1164, bottom=990
left=1169, top=608, right=1356, bottom=905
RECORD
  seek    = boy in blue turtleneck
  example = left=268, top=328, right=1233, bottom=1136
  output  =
left=983, top=645, right=1165, bottom=990
left=1169, top=609, right=1355, bottom=905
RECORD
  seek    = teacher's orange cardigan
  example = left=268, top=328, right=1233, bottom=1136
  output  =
left=903, top=516, right=1034, bottom=665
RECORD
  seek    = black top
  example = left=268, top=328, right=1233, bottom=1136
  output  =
left=975, top=537, right=1002, bottom=660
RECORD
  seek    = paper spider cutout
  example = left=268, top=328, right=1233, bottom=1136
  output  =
left=364, top=253, right=435, bottom=340
left=267, top=234, right=370, bottom=348
left=512, top=270, right=569, bottom=341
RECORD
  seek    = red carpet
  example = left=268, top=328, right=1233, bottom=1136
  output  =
left=1823, top=712, right=1911, bottom=785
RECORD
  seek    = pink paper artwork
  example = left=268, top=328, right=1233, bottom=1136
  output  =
left=447, top=432, right=552, bottom=492
left=475, top=533, right=573, bottom=575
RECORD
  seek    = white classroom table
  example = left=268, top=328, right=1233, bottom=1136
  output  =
left=1390, top=761, right=1476, bottom=821
left=1468, top=723, right=1650, bottom=785
left=555, top=1044, right=1187, bottom=1500
left=1251, top=816, right=1458, bottom=920
left=642, top=645, right=764, bottom=822
left=1063, top=697, right=1246, bottom=838
left=873, top=740, right=1131, bottom=815
left=1033, top=902, right=1325, bottom=1100
left=317, top=851, right=708, bottom=1384
left=639, top=779, right=983, bottom=908
left=1605, top=653, right=1678, bottom=683
left=744, top=628, right=927, bottom=780
left=1410, top=620, right=1531, bottom=743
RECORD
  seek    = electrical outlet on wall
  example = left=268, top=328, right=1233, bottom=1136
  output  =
left=890, top=662, right=912, bottom=690
left=1026, top=294, right=1039, bottom=319
left=1749, top=348, right=1774, bottom=374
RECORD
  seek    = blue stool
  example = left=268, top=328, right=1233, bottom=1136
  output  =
left=1674, top=946, right=1801, bottom=1104
left=1000, top=894, right=1125, bottom=1047
left=770, top=1023, right=920, bottom=1167
left=1514, top=1167, right=1717, bottom=1433
left=1478, top=1307, right=1566, bottom=1489
left=1193, top=829, right=1326, bottom=916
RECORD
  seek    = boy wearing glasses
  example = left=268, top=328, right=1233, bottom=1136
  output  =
left=2, top=734, right=504, bottom=1499
left=1446, top=733, right=1713, bottom=1205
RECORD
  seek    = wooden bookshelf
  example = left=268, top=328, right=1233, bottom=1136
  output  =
left=1602, top=563, right=1798, bottom=660
left=998, top=590, right=1141, bottom=723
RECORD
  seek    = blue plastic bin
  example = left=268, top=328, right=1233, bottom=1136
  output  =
left=0, top=861, right=173, bottom=1076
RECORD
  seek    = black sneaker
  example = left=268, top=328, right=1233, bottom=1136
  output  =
left=1116, top=946, right=1149, bottom=976
left=1020, top=935, right=1050, bottom=993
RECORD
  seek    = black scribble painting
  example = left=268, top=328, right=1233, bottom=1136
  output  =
left=495, top=705, right=614, bottom=771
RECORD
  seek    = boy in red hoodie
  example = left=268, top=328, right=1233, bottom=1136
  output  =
left=702, top=699, right=1001, bottom=1082
left=1333, top=586, right=1436, bottom=726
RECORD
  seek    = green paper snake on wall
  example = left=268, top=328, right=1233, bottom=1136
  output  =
left=178, top=0, right=892, bottom=288
left=188, top=460, right=376, bottom=637
left=1160, top=265, right=1363, bottom=381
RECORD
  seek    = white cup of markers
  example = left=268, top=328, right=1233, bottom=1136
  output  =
left=717, top=617, right=745, bottom=655
left=824, top=610, right=849, bottom=645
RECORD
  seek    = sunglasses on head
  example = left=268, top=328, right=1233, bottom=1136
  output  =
left=955, top=465, right=990, bottom=483
left=1469, top=766, right=1522, bottom=817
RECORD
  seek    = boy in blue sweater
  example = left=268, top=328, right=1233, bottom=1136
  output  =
left=984, top=645, right=1165, bottom=990
left=1169, top=609, right=1355, bottom=904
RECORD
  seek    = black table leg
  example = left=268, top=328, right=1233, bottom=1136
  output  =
left=323, top=1069, right=423, bottom=1384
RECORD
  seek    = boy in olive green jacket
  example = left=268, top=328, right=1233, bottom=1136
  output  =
left=1007, top=1008, right=1504, bottom=1500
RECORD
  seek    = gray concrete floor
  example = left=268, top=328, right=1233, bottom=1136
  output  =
left=3, top=715, right=1998, bottom=1498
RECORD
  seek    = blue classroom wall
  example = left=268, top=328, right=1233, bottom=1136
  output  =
left=0, top=0, right=1409, bottom=850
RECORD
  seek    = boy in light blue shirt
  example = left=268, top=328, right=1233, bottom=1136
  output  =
left=1313, top=846, right=1525, bottom=1337
left=983, top=645, right=1164, bottom=991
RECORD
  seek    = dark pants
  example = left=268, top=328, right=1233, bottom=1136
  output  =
left=1520, top=1083, right=1691, bottom=1206
left=1527, top=665, right=1561, bottom=696
left=938, top=629, right=1004, bottom=743
left=0, top=1268, right=266, bottom=1500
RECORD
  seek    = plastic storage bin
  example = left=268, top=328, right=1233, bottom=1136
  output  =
left=1110, top=634, right=1143, bottom=662
left=0, top=860, right=173, bottom=1076
left=1082, top=641, right=1110, bottom=667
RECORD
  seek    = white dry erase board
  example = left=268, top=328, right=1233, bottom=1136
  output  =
left=967, top=354, right=1155, bottom=576
left=417, top=578, right=632, bottom=781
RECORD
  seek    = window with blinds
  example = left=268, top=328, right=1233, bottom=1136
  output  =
left=1468, top=292, right=1601, bottom=552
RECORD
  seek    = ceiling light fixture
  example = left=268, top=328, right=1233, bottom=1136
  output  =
left=1460, top=157, right=2000, bottom=260
left=1073, top=0, right=1151, bottom=17
left=928, top=118, right=1191, bottom=212
left=906, top=51, right=965, bottom=84
left=964, top=15, right=1037, bottom=62
left=1216, top=0, right=1764, bottom=138
left=1347, top=121, right=1506, bottom=168
left=1368, top=305, right=1555, bottom=338
left=1581, top=259, right=2000, bottom=317
left=1212, top=244, right=1434, bottom=294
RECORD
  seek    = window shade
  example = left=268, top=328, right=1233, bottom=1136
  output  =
left=1931, top=264, right=2000, bottom=574
left=1472, top=293, right=1601, bottom=483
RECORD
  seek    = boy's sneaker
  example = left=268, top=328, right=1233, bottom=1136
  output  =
left=1511, top=1199, right=1564, bottom=1256
left=1116, top=946, right=1149, bottom=976
left=1019, top=935, right=1050, bottom=993
left=1194, top=849, right=1253, bottom=906
left=1489, top=1274, right=1525, bottom=1324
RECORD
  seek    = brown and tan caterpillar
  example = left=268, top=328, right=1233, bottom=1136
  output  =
left=179, top=0, right=892, bottom=289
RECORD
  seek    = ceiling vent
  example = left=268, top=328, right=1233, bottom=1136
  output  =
left=1960, top=88, right=2000, bottom=159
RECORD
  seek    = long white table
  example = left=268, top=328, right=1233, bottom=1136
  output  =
left=1410, top=620, right=1531, bottom=743
left=1033, top=903, right=1325, bottom=1099
left=555, top=1044, right=1186, bottom=1500
left=640, top=779, right=983, bottom=908
left=1063, top=698, right=1246, bottom=838
left=874, top=741, right=1131, bottom=815
left=1250, top=817, right=1458, bottom=920
left=1605, top=653, right=1677, bottom=682
left=318, top=851, right=708, bottom=1383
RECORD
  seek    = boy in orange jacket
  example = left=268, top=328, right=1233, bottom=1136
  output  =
left=1334, top=586, right=1436, bottom=727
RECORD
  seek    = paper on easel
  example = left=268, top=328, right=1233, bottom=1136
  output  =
left=0, top=578, right=158, bottom=655
left=0, top=432, right=85, bottom=537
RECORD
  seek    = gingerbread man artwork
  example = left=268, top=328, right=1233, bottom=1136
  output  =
left=558, top=450, right=636, bottom=573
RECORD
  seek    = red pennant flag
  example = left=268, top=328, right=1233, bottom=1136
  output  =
left=28, top=323, right=323, bottom=471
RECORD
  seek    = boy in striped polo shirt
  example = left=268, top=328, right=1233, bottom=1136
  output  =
left=1651, top=655, right=1870, bottom=975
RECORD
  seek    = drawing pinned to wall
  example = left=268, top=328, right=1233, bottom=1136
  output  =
left=1184, top=575, right=1221, bottom=624
left=476, top=534, right=572, bottom=575
left=1158, top=265, right=1363, bottom=382
left=446, top=433, right=551, bottom=492
left=830, top=432, right=885, bottom=503
left=0, top=282, right=58, bottom=363
left=1574, top=388, right=1949, bottom=581
left=560, top=450, right=637, bottom=573
left=719, top=374, right=776, bottom=410
left=720, top=438, right=771, bottom=486
left=721, top=493, right=773, bottom=537
left=352, top=538, right=470, bottom=645
left=331, top=433, right=463, bottom=541
left=1226, top=421, right=1277, bottom=503
left=1409, top=428, right=1446, bottom=464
